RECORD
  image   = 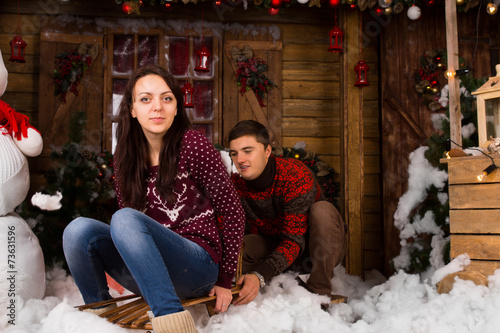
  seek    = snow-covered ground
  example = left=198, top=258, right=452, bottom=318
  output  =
left=3, top=259, right=500, bottom=333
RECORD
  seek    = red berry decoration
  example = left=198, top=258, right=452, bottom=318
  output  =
left=268, top=7, right=279, bottom=15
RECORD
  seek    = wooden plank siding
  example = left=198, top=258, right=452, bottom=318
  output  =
left=380, top=7, right=500, bottom=277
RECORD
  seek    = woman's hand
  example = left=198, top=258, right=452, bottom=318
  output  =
left=208, top=285, right=233, bottom=313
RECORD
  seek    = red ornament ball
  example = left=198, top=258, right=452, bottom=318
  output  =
left=122, top=2, right=132, bottom=14
left=328, top=0, right=341, bottom=8
left=374, top=6, right=385, bottom=15
left=270, top=0, right=282, bottom=8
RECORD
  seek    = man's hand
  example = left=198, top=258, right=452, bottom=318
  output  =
left=208, top=285, right=233, bottom=313
left=232, top=273, right=260, bottom=306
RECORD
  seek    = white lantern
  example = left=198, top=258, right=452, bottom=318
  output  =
left=472, top=64, right=500, bottom=147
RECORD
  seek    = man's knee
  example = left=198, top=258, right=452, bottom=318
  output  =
left=309, top=201, right=345, bottom=235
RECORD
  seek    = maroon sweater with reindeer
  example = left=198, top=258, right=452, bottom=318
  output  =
left=231, top=155, right=324, bottom=281
left=115, top=130, right=245, bottom=289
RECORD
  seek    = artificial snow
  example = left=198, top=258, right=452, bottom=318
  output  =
left=3, top=264, right=500, bottom=333
left=31, top=192, right=63, bottom=211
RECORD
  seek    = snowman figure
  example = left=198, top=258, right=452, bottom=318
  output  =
left=0, top=49, right=45, bottom=317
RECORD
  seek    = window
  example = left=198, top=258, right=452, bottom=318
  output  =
left=104, top=28, right=220, bottom=153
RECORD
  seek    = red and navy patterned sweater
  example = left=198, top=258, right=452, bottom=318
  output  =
left=231, top=155, right=323, bottom=281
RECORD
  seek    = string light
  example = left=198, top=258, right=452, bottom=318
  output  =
left=486, top=3, right=498, bottom=14
left=445, top=139, right=499, bottom=182
left=477, top=163, right=498, bottom=181
left=444, top=68, right=470, bottom=79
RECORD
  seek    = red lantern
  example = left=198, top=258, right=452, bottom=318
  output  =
left=328, top=26, right=344, bottom=53
left=215, top=0, right=222, bottom=7
left=9, top=35, right=27, bottom=63
left=182, top=82, right=194, bottom=108
left=195, top=45, right=211, bottom=72
left=354, top=60, right=370, bottom=87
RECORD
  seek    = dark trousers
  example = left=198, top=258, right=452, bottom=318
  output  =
left=242, top=201, right=347, bottom=296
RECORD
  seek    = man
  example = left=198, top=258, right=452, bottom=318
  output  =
left=228, top=120, right=347, bottom=308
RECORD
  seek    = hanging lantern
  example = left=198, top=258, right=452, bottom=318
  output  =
left=9, top=34, right=27, bottom=63
left=182, top=82, right=194, bottom=108
left=354, top=60, right=370, bottom=87
left=328, top=26, right=344, bottom=53
left=328, top=9, right=343, bottom=53
left=10, top=0, right=27, bottom=63
left=195, top=45, right=211, bottom=72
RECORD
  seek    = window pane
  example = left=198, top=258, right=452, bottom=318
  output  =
left=138, top=35, right=158, bottom=67
left=193, top=81, right=213, bottom=121
left=169, top=37, right=189, bottom=76
left=193, top=36, right=213, bottom=77
left=112, top=79, right=128, bottom=117
left=193, top=124, right=212, bottom=142
left=113, top=35, right=134, bottom=75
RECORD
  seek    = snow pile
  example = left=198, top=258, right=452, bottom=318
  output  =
left=392, top=146, right=449, bottom=277
left=3, top=263, right=500, bottom=333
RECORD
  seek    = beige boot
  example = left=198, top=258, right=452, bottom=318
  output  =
left=151, top=310, right=198, bottom=333
left=83, top=303, right=117, bottom=316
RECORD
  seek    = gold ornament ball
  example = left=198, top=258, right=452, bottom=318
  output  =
left=385, top=7, right=392, bottom=15
left=392, top=3, right=404, bottom=13
left=456, top=0, right=465, bottom=5
left=294, top=154, right=300, bottom=159
left=430, top=87, right=439, bottom=94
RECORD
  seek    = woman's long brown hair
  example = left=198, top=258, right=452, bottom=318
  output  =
left=114, top=65, right=192, bottom=208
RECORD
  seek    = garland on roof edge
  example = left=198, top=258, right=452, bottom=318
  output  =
left=114, top=0, right=486, bottom=13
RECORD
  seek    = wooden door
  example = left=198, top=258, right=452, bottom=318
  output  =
left=38, top=32, right=104, bottom=156
left=222, top=36, right=282, bottom=147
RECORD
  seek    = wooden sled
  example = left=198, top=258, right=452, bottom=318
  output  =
left=77, top=248, right=244, bottom=330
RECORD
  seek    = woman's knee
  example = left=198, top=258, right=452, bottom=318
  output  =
left=110, top=208, right=145, bottom=239
left=63, top=217, right=94, bottom=248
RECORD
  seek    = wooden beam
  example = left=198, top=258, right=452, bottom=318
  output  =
left=384, top=97, right=427, bottom=144
left=445, top=0, right=462, bottom=149
left=341, top=9, right=364, bottom=277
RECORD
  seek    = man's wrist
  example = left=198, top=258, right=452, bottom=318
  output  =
left=250, top=271, right=266, bottom=288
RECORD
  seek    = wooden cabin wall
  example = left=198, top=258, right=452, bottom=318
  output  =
left=0, top=4, right=382, bottom=274
left=280, top=18, right=381, bottom=273
left=380, top=7, right=500, bottom=277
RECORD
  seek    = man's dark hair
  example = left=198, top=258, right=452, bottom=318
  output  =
left=228, top=120, right=270, bottom=148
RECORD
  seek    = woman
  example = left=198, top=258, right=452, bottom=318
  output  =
left=63, top=65, right=245, bottom=333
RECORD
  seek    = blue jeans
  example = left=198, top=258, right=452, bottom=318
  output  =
left=63, top=207, right=219, bottom=316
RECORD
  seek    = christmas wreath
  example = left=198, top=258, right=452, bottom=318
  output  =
left=236, top=57, right=276, bottom=107
left=415, top=49, right=467, bottom=112
left=53, top=43, right=98, bottom=103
